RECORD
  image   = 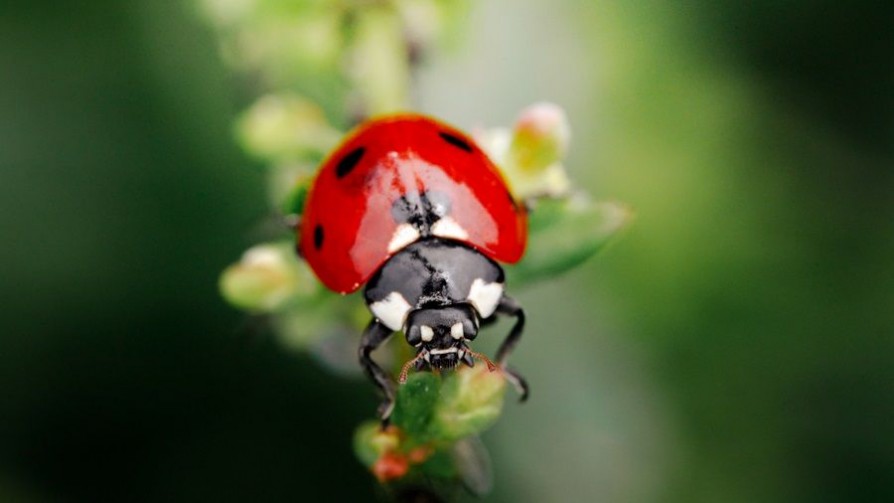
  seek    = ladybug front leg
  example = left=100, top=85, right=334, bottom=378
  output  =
left=358, top=319, right=397, bottom=423
left=494, top=296, right=529, bottom=401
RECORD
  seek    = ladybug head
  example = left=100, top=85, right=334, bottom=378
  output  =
left=405, top=304, right=479, bottom=369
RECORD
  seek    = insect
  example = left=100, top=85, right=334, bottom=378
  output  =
left=298, top=115, right=529, bottom=420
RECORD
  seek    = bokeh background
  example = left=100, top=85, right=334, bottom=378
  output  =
left=3, top=0, right=893, bottom=501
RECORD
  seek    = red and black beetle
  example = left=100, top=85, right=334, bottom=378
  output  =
left=298, top=115, right=528, bottom=420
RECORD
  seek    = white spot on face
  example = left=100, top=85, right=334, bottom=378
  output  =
left=420, top=325, right=434, bottom=342
left=450, top=322, right=464, bottom=340
left=431, top=216, right=469, bottom=241
left=467, top=278, right=503, bottom=318
left=387, top=223, right=420, bottom=253
left=369, top=292, right=411, bottom=331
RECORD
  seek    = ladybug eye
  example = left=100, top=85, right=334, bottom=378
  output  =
left=438, top=132, right=473, bottom=153
left=335, top=147, right=365, bottom=178
left=405, top=325, right=421, bottom=345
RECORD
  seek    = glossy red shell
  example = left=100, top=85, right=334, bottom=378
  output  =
left=299, top=115, right=527, bottom=293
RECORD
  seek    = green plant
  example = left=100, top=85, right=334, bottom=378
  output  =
left=202, top=0, right=629, bottom=498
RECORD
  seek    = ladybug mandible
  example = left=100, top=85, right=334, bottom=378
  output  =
left=298, top=115, right=529, bottom=420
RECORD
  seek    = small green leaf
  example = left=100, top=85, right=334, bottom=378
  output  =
left=432, top=366, right=506, bottom=442
left=506, top=197, right=632, bottom=286
left=391, top=373, right=441, bottom=440
left=419, top=448, right=458, bottom=479
left=452, top=436, right=493, bottom=496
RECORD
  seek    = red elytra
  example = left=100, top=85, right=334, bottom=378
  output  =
left=298, top=114, right=527, bottom=293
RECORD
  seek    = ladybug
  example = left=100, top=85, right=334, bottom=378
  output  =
left=298, top=114, right=529, bottom=420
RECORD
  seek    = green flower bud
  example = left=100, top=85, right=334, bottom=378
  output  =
left=432, top=365, right=506, bottom=442
left=474, top=103, right=573, bottom=200
left=236, top=94, right=340, bottom=162
left=219, top=242, right=316, bottom=312
left=510, top=102, right=571, bottom=172
left=473, top=127, right=512, bottom=167
left=354, top=421, right=402, bottom=468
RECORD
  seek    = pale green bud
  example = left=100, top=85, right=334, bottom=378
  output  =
left=472, top=103, right=573, bottom=200
left=475, top=127, right=571, bottom=201
left=219, top=242, right=314, bottom=312
left=236, top=94, right=340, bottom=162
left=509, top=102, right=571, bottom=172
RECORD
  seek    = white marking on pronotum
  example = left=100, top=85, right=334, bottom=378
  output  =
left=450, top=322, right=464, bottom=340
left=369, top=291, right=411, bottom=331
left=431, top=216, right=469, bottom=241
left=420, top=325, right=435, bottom=342
left=467, top=278, right=503, bottom=318
left=387, top=223, right=420, bottom=253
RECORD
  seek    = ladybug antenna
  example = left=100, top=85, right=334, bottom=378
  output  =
left=465, top=349, right=498, bottom=372
left=399, top=352, right=427, bottom=383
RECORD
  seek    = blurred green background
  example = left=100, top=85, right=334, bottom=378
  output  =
left=2, top=1, right=893, bottom=501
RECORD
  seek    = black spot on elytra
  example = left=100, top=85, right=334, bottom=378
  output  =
left=335, top=147, right=365, bottom=178
left=438, top=132, right=473, bottom=153
left=313, top=224, right=324, bottom=250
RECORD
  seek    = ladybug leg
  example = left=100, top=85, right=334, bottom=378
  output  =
left=358, top=319, right=396, bottom=423
left=494, top=295, right=529, bottom=401
left=502, top=367, right=529, bottom=402
left=495, top=295, right=525, bottom=364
